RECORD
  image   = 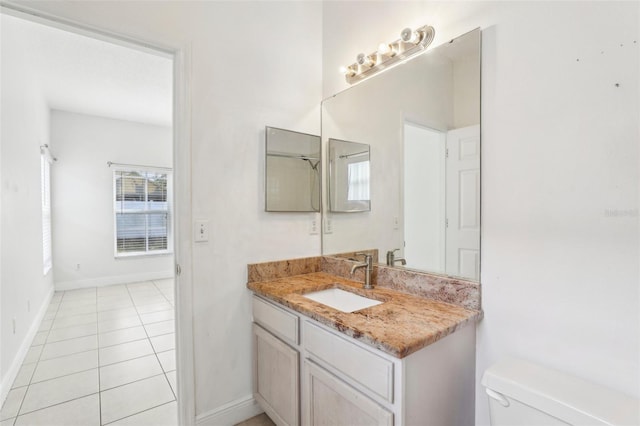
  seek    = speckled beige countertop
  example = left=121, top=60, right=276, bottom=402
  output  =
left=247, top=272, right=481, bottom=358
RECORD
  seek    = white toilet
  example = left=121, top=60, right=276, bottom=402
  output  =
left=482, top=358, right=640, bottom=425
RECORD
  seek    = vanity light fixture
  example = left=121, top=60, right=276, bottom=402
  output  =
left=341, top=24, right=435, bottom=84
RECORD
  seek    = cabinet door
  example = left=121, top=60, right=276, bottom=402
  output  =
left=254, top=324, right=299, bottom=426
left=304, top=360, right=393, bottom=426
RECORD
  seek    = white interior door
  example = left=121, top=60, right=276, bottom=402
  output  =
left=403, top=123, right=446, bottom=272
left=445, top=125, right=480, bottom=280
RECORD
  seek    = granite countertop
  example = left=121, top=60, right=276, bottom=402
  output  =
left=247, top=271, right=482, bottom=359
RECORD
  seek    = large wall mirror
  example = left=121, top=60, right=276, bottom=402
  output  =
left=321, top=28, right=480, bottom=281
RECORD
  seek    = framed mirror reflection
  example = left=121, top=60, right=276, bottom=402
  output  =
left=321, top=28, right=481, bottom=281
left=265, top=126, right=321, bottom=212
left=328, top=138, right=371, bottom=213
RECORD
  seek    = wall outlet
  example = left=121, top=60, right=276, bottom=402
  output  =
left=75, top=263, right=80, bottom=271
left=393, top=216, right=400, bottom=230
left=195, top=219, right=209, bottom=242
left=12, top=318, right=16, bottom=334
left=27, top=300, right=31, bottom=313
left=309, top=217, right=319, bottom=235
left=324, top=217, right=333, bottom=234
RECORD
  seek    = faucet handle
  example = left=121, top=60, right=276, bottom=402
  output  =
left=355, top=252, right=373, bottom=263
left=388, top=248, right=400, bottom=254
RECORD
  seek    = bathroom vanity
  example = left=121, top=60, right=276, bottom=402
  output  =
left=248, top=262, right=481, bottom=426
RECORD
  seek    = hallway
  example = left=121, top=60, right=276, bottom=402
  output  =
left=0, top=279, right=176, bottom=425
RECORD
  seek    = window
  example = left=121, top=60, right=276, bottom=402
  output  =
left=347, top=160, right=370, bottom=201
left=41, top=154, right=52, bottom=274
left=114, top=169, right=172, bottom=256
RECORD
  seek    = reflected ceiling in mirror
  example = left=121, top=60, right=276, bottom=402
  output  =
left=321, top=28, right=480, bottom=281
left=265, top=126, right=321, bottom=212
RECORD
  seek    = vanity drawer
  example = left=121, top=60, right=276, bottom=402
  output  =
left=303, top=321, right=393, bottom=403
left=253, top=296, right=299, bottom=345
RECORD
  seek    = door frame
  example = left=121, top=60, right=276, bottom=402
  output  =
left=0, top=4, right=195, bottom=424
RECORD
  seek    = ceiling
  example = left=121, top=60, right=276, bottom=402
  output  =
left=2, top=14, right=173, bottom=127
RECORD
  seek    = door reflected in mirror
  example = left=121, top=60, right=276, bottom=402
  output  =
left=321, top=28, right=480, bottom=281
left=328, top=139, right=371, bottom=213
left=265, top=126, right=321, bottom=212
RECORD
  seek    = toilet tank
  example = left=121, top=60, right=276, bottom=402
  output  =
left=481, top=358, right=640, bottom=426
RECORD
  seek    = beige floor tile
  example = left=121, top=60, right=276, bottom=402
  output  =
left=97, top=300, right=135, bottom=312
left=0, top=386, right=27, bottom=421
left=166, top=371, right=177, bottom=397
left=11, top=363, right=36, bottom=388
left=98, top=316, right=142, bottom=333
left=23, top=345, right=43, bottom=364
left=31, top=331, right=48, bottom=347
left=156, top=350, right=175, bottom=373
left=20, top=369, right=98, bottom=414
left=55, top=304, right=97, bottom=319
left=40, top=335, right=97, bottom=360
left=234, top=413, right=276, bottom=426
left=99, top=339, right=154, bottom=366
left=38, top=320, right=53, bottom=332
left=97, top=307, right=138, bottom=322
left=99, top=326, right=147, bottom=348
left=140, top=310, right=173, bottom=325
left=0, top=417, right=15, bottom=426
left=108, top=400, right=177, bottom=425
left=143, top=320, right=174, bottom=337
left=32, top=350, right=98, bottom=383
left=52, top=313, right=97, bottom=329
left=100, top=375, right=174, bottom=424
left=150, top=333, right=175, bottom=353
left=46, top=323, right=97, bottom=343
left=99, top=354, right=163, bottom=391
left=14, top=393, right=99, bottom=426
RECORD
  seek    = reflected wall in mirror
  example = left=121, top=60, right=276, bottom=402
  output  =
left=321, top=28, right=480, bottom=281
left=328, top=139, right=371, bottom=212
left=265, top=126, right=321, bottom=212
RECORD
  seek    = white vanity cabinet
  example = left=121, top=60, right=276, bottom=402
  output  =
left=252, top=295, right=476, bottom=426
left=252, top=297, right=300, bottom=426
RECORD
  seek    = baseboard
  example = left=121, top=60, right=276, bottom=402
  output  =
left=195, top=395, right=263, bottom=426
left=0, top=285, right=54, bottom=407
left=55, top=270, right=173, bottom=291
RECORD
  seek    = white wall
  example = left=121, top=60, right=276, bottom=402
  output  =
left=322, top=2, right=639, bottom=424
left=0, top=14, right=54, bottom=401
left=50, top=110, right=173, bottom=290
left=7, top=1, right=324, bottom=421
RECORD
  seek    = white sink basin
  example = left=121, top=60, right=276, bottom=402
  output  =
left=303, top=288, right=382, bottom=313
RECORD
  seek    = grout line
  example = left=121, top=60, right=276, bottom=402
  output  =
left=102, top=399, right=176, bottom=426
left=100, top=371, right=170, bottom=393
left=126, top=282, right=178, bottom=413
left=29, top=365, right=98, bottom=386
left=12, top=289, right=65, bottom=420
left=96, top=289, right=103, bottom=426
left=15, top=391, right=100, bottom=418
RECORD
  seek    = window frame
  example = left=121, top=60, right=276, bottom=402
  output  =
left=41, top=153, right=52, bottom=275
left=112, top=166, right=173, bottom=258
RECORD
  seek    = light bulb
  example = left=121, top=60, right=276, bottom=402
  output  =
left=401, top=27, right=420, bottom=44
left=340, top=65, right=355, bottom=77
left=356, top=53, right=373, bottom=67
left=377, top=43, right=391, bottom=55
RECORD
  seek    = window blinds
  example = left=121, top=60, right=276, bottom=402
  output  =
left=114, top=170, right=170, bottom=255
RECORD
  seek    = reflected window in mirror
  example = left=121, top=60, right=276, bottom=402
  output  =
left=265, top=126, right=321, bottom=212
left=328, top=139, right=370, bottom=213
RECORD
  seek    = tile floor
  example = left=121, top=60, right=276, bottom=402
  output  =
left=0, top=279, right=177, bottom=426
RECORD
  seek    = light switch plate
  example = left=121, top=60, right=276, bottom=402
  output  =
left=195, top=219, right=209, bottom=242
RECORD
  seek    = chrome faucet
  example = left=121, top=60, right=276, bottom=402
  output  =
left=386, top=249, right=406, bottom=266
left=351, top=253, right=374, bottom=289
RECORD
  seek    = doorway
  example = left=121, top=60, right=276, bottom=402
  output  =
left=0, top=8, right=189, bottom=425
